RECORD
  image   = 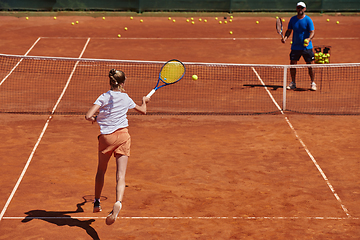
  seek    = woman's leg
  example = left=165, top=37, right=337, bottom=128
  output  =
left=115, top=154, right=129, bottom=202
left=106, top=154, right=128, bottom=225
left=95, top=151, right=112, bottom=200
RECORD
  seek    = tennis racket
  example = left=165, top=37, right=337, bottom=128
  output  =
left=146, top=59, right=185, bottom=98
left=276, top=17, right=284, bottom=40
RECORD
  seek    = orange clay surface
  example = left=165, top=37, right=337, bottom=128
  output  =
left=0, top=14, right=359, bottom=239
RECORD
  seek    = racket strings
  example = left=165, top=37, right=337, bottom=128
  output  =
left=276, top=18, right=283, bottom=34
left=160, top=60, right=185, bottom=83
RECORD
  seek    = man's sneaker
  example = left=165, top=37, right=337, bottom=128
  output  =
left=311, top=82, right=317, bottom=91
left=93, top=199, right=102, bottom=213
left=106, top=201, right=122, bottom=225
left=286, top=82, right=296, bottom=90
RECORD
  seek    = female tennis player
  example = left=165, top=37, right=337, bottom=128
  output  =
left=85, top=69, right=149, bottom=225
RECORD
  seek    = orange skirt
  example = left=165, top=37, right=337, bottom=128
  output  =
left=98, top=128, right=131, bottom=157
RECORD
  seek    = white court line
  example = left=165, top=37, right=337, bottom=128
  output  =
left=0, top=38, right=91, bottom=222
left=40, top=36, right=360, bottom=40
left=0, top=37, right=41, bottom=86
left=3, top=216, right=359, bottom=220
left=251, top=67, right=351, bottom=218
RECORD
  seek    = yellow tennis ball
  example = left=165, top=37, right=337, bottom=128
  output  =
left=168, top=17, right=171, bottom=20
left=118, top=34, right=121, bottom=38
left=173, top=19, right=176, bottom=23
left=102, top=17, right=105, bottom=20
left=304, top=39, right=309, bottom=43
left=124, top=27, right=128, bottom=30
left=130, top=16, right=133, bottom=20
left=76, top=21, right=79, bottom=24
left=326, top=19, right=330, bottom=22
left=219, top=21, right=222, bottom=24
left=276, top=16, right=279, bottom=19
left=53, top=16, right=57, bottom=20
left=140, top=19, right=143, bottom=23
left=229, top=31, right=233, bottom=34
left=191, top=17, right=194, bottom=20
left=230, top=16, right=233, bottom=19
left=256, top=21, right=259, bottom=24
left=192, top=75, right=198, bottom=81
left=215, top=17, right=218, bottom=20
left=336, top=21, right=339, bottom=24
left=199, top=18, right=202, bottom=22
left=204, top=19, right=207, bottom=23
left=71, top=22, right=74, bottom=25
left=229, top=19, right=232, bottom=22
left=186, top=19, right=190, bottom=22
left=224, top=20, right=227, bottom=24
left=192, top=21, right=195, bottom=24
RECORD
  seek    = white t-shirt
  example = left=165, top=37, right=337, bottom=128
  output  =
left=94, top=90, right=136, bottom=134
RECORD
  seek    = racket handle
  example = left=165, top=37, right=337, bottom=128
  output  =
left=146, top=89, right=156, bottom=98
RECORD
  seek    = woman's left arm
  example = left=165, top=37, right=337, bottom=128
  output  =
left=85, top=104, right=100, bottom=122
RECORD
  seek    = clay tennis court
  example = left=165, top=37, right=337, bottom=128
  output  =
left=0, top=13, right=359, bottom=239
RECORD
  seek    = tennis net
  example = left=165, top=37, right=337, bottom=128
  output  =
left=0, top=53, right=359, bottom=115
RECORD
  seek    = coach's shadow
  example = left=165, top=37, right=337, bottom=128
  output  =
left=21, top=201, right=100, bottom=240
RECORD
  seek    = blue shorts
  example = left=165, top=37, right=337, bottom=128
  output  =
left=290, top=49, right=315, bottom=63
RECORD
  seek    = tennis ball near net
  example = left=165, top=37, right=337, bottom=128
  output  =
left=192, top=75, right=198, bottom=81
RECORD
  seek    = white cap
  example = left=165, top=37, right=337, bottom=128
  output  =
left=297, top=2, right=306, bottom=8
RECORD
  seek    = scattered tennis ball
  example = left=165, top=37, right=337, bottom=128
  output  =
left=102, top=17, right=105, bottom=20
left=224, top=20, right=227, bottom=24
left=71, top=22, right=75, bottom=25
left=304, top=39, right=309, bottom=43
left=204, top=19, right=207, bottom=23
left=290, top=41, right=293, bottom=44
left=336, top=21, right=339, bottom=24
left=124, top=27, right=128, bottom=30
left=191, top=17, right=194, bottom=21
left=192, top=21, right=195, bottom=24
left=26, top=17, right=29, bottom=20
left=140, top=19, right=143, bottom=23
left=282, top=18, right=285, bottom=22
left=168, top=17, right=171, bottom=20
left=229, top=31, right=233, bottom=34
left=276, top=16, right=279, bottom=19
left=326, top=19, right=330, bottom=22
left=199, top=18, right=202, bottom=22
left=229, top=19, right=233, bottom=22
left=118, top=34, right=121, bottom=38
left=173, top=19, right=176, bottom=23
left=219, top=21, right=222, bottom=24
left=186, top=19, right=190, bottom=22
left=130, top=16, right=133, bottom=20
left=76, top=21, right=79, bottom=24
left=256, top=21, right=259, bottom=24
left=215, top=17, right=218, bottom=20
left=230, top=16, right=233, bottom=19
left=192, top=75, right=198, bottom=81
left=53, top=16, right=57, bottom=20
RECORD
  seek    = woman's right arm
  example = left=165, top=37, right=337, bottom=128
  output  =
left=134, top=96, right=150, bottom=115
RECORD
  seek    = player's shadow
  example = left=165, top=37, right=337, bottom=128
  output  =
left=21, top=200, right=100, bottom=240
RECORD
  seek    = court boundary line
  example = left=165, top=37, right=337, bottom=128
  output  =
left=0, top=38, right=91, bottom=222
left=251, top=67, right=351, bottom=218
left=0, top=37, right=41, bottom=87
left=3, top=216, right=359, bottom=220
left=40, top=36, right=360, bottom=40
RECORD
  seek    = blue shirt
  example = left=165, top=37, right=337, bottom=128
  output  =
left=288, top=15, right=315, bottom=50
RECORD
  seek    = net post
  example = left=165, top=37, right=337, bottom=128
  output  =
left=282, top=66, right=287, bottom=111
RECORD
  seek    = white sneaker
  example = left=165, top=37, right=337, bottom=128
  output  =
left=106, top=201, right=122, bottom=225
left=286, top=82, right=296, bottom=90
left=311, top=82, right=317, bottom=91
